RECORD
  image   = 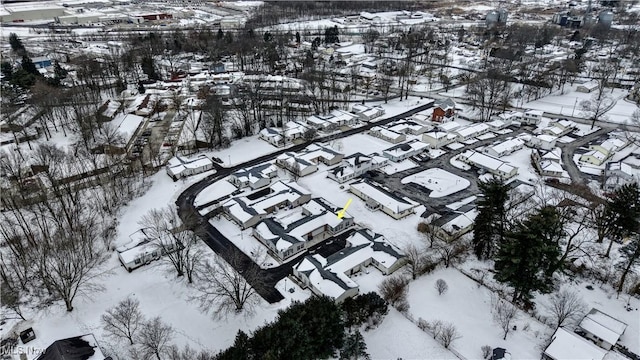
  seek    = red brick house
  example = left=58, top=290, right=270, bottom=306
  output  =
left=432, top=99, right=456, bottom=122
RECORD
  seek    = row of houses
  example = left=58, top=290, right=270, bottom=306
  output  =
left=368, top=119, right=431, bottom=144
left=293, top=229, right=406, bottom=302
left=458, top=150, right=519, bottom=180
left=276, top=143, right=345, bottom=177
left=579, top=137, right=627, bottom=166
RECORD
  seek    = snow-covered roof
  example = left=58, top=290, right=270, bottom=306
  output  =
left=581, top=150, right=607, bottom=161
left=454, top=123, right=489, bottom=138
left=350, top=180, right=418, bottom=213
left=231, top=163, right=277, bottom=184
left=295, top=254, right=358, bottom=298
left=544, top=328, right=607, bottom=360
left=224, top=180, right=311, bottom=222
left=370, top=126, right=405, bottom=140
left=437, top=121, right=462, bottom=132
left=579, top=308, right=627, bottom=346
left=382, top=139, right=429, bottom=157
left=460, top=150, right=517, bottom=175
left=486, top=138, right=524, bottom=155
left=166, top=154, right=213, bottom=177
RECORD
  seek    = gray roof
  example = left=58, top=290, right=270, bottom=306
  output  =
left=297, top=255, right=354, bottom=291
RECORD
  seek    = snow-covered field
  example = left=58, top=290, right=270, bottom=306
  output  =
left=401, top=168, right=470, bottom=198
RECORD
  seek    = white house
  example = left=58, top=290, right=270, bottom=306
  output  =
left=228, top=163, right=278, bottom=190
left=351, top=104, right=385, bottom=121
left=118, top=240, right=178, bottom=272
left=604, top=158, right=640, bottom=190
left=577, top=81, right=600, bottom=93
left=327, top=153, right=388, bottom=183
left=578, top=308, right=628, bottom=350
left=368, top=126, right=406, bottom=144
left=253, top=198, right=355, bottom=261
left=222, top=180, right=312, bottom=229
left=527, top=134, right=557, bottom=150
left=532, top=148, right=564, bottom=177
left=484, top=138, right=524, bottom=158
left=580, top=150, right=608, bottom=166
left=431, top=204, right=478, bottom=237
left=543, top=119, right=576, bottom=137
left=452, top=123, right=490, bottom=141
left=520, top=109, right=543, bottom=125
left=437, top=121, right=462, bottom=132
left=382, top=139, right=430, bottom=162
left=258, top=121, right=309, bottom=147
left=293, top=228, right=406, bottom=303
left=306, top=109, right=359, bottom=130
left=422, top=131, right=457, bottom=148
left=543, top=328, right=607, bottom=360
left=387, top=120, right=431, bottom=135
left=349, top=180, right=419, bottom=219
left=589, top=138, right=626, bottom=158
left=458, top=150, right=518, bottom=180
left=276, top=153, right=318, bottom=177
left=166, top=154, right=215, bottom=181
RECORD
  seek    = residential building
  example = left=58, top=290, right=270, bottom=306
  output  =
left=543, top=119, right=576, bottom=137
left=430, top=204, right=478, bottom=237
left=166, top=154, right=215, bottom=181
left=604, top=156, right=640, bottom=190
left=458, top=150, right=518, bottom=180
left=437, top=120, right=462, bottom=132
left=293, top=229, right=406, bottom=302
left=387, top=120, right=431, bottom=135
left=351, top=104, right=385, bottom=121
left=368, top=126, right=407, bottom=144
left=222, top=180, right=312, bottom=229
left=276, top=153, right=318, bottom=177
left=306, top=109, right=359, bottom=130
left=349, top=180, right=419, bottom=219
left=579, top=149, right=608, bottom=166
left=589, top=138, right=626, bottom=158
left=422, top=131, right=457, bottom=148
left=526, top=134, right=557, bottom=150
left=543, top=328, right=607, bottom=360
left=577, top=81, right=599, bottom=93
left=520, top=109, right=543, bottom=125
left=382, top=139, right=430, bottom=162
left=484, top=138, right=524, bottom=158
left=432, top=98, right=456, bottom=122
left=37, top=334, right=106, bottom=360
left=228, top=163, right=278, bottom=190
left=327, top=152, right=388, bottom=183
left=578, top=308, right=628, bottom=350
left=253, top=198, right=355, bottom=261
left=531, top=149, right=564, bottom=177
left=258, top=121, right=309, bottom=147
left=453, top=123, right=490, bottom=141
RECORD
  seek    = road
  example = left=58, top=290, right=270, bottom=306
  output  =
left=176, top=101, right=436, bottom=303
left=558, top=127, right=613, bottom=184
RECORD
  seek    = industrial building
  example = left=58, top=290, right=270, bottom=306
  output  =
left=0, top=2, right=66, bottom=22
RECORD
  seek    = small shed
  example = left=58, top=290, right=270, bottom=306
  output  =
left=577, top=81, right=599, bottom=93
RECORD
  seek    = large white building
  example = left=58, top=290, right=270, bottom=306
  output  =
left=1, top=2, right=66, bottom=22
left=349, top=180, right=419, bottom=219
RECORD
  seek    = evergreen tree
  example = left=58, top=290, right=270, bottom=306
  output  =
left=605, top=182, right=640, bottom=256
left=495, top=206, right=563, bottom=303
left=217, top=28, right=224, bottom=40
left=295, top=31, right=301, bottom=43
left=20, top=55, right=39, bottom=76
left=140, top=55, right=159, bottom=81
left=9, top=33, right=25, bottom=53
left=473, top=179, right=510, bottom=260
left=217, top=331, right=251, bottom=360
left=340, top=331, right=370, bottom=360
left=617, top=236, right=640, bottom=293
left=324, top=26, right=339, bottom=44
left=1, top=61, right=13, bottom=81
left=263, top=31, right=272, bottom=42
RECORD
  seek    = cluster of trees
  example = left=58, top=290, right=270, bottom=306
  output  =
left=473, top=179, right=640, bottom=304
left=216, top=293, right=388, bottom=360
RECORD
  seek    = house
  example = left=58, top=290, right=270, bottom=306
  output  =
left=293, top=229, right=406, bottom=302
left=119, top=241, right=171, bottom=272
left=258, top=121, right=309, bottom=147
left=520, top=109, right=543, bottom=125
left=166, top=154, right=215, bottom=181
left=604, top=157, right=640, bottom=190
left=453, top=123, right=490, bottom=141
left=222, top=180, right=312, bottom=229
left=276, top=153, right=318, bottom=177
left=527, top=134, right=557, bottom=150
left=327, top=153, right=388, bottom=183
left=490, top=111, right=520, bottom=128
left=437, top=121, right=462, bottom=132
left=253, top=198, right=355, bottom=261
left=382, top=139, right=430, bottom=162
left=368, top=126, right=407, bottom=144
left=299, top=143, right=345, bottom=165
left=484, top=138, right=524, bottom=158
left=430, top=204, right=478, bottom=237
left=458, top=150, right=518, bottom=180
left=228, top=163, right=278, bottom=190
left=351, top=104, right=385, bottom=121
left=349, top=180, right=419, bottom=219
left=543, top=119, right=577, bottom=137
left=387, top=120, right=431, bottom=135
left=589, top=138, right=626, bottom=158
left=306, top=109, right=359, bottom=130
left=432, top=98, right=456, bottom=122
left=37, top=334, right=106, bottom=360
left=577, top=81, right=600, bottom=93
left=422, top=131, right=457, bottom=148
left=579, top=150, right=608, bottom=166
left=543, top=328, right=607, bottom=360
left=578, top=308, right=628, bottom=350
left=532, top=149, right=564, bottom=177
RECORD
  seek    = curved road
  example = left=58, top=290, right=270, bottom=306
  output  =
left=176, top=101, right=435, bottom=303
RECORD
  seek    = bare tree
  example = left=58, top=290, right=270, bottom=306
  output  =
left=102, top=296, right=145, bottom=345
left=580, top=93, right=614, bottom=130
left=492, top=296, right=519, bottom=340
left=0, top=281, right=26, bottom=321
left=544, top=287, right=587, bottom=330
left=435, top=279, right=448, bottom=295
left=192, top=251, right=261, bottom=317
left=378, top=275, right=409, bottom=307
left=403, top=243, right=429, bottom=280
left=140, top=206, right=205, bottom=283
left=433, top=233, right=469, bottom=268
left=481, top=345, right=492, bottom=359
left=437, top=322, right=461, bottom=349
left=135, top=317, right=174, bottom=360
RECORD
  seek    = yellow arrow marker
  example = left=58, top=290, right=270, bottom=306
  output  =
left=337, top=198, right=353, bottom=219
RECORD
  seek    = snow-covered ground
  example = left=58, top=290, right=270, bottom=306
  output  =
left=401, top=168, right=470, bottom=198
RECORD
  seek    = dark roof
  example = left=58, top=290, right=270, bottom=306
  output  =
left=325, top=243, right=370, bottom=267
left=258, top=218, right=302, bottom=247
left=37, top=336, right=96, bottom=360
left=231, top=198, right=259, bottom=216
left=232, top=163, right=274, bottom=179
left=344, top=152, right=371, bottom=165
left=300, top=255, right=354, bottom=291
left=435, top=98, right=456, bottom=109
left=371, top=239, right=403, bottom=259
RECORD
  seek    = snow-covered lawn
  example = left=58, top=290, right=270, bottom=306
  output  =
left=502, top=148, right=549, bottom=183
left=194, top=179, right=238, bottom=207
left=522, top=87, right=628, bottom=122
left=401, top=168, right=470, bottom=198
left=204, top=134, right=280, bottom=166
left=407, top=268, right=552, bottom=359
left=210, top=215, right=279, bottom=269
left=605, top=98, right=640, bottom=124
